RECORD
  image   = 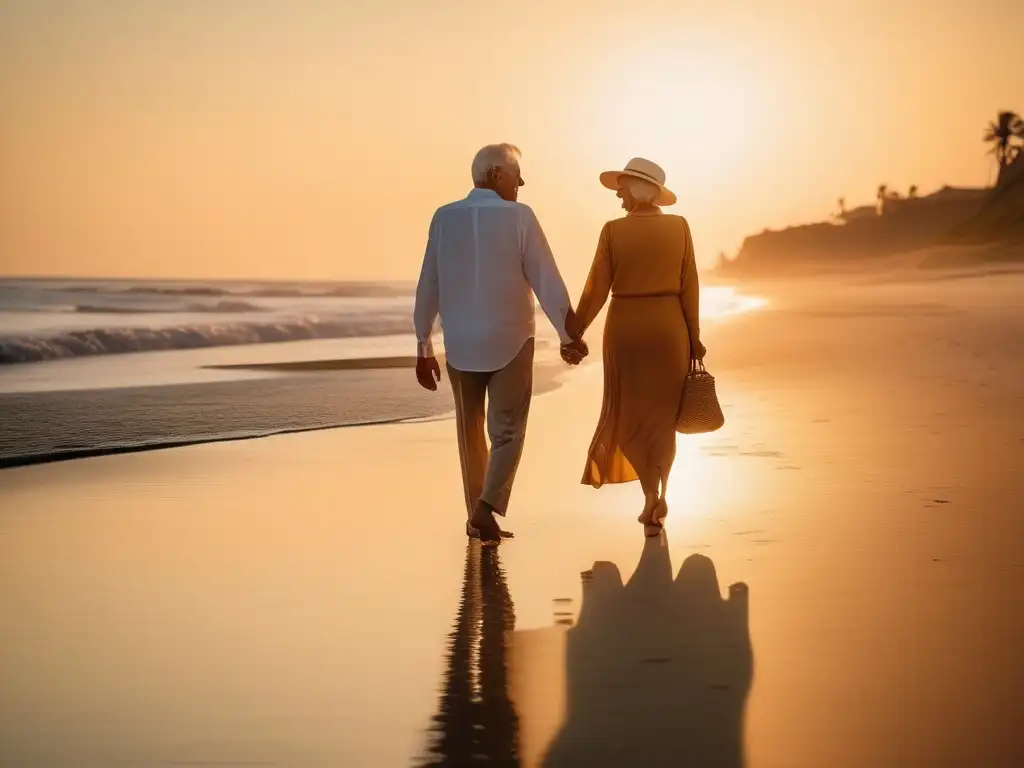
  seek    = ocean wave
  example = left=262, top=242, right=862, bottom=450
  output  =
left=64, top=285, right=228, bottom=296
left=0, top=314, right=414, bottom=364
left=245, top=286, right=413, bottom=298
left=59, top=283, right=413, bottom=299
left=70, top=300, right=268, bottom=314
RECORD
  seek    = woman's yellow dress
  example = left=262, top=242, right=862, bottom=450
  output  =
left=573, top=210, right=701, bottom=489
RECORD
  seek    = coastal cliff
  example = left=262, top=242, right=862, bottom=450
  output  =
left=718, top=186, right=991, bottom=276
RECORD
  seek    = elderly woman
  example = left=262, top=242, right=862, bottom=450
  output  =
left=565, top=158, right=705, bottom=535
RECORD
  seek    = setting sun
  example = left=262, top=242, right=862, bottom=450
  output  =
left=592, top=48, right=764, bottom=192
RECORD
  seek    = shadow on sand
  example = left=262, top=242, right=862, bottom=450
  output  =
left=418, top=535, right=752, bottom=767
left=540, top=534, right=753, bottom=767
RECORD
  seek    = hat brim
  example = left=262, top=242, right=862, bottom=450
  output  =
left=599, top=169, right=677, bottom=206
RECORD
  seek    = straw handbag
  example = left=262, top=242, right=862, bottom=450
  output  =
left=673, top=217, right=724, bottom=434
left=676, top=358, right=725, bottom=434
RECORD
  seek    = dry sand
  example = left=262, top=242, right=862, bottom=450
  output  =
left=1, top=272, right=1021, bottom=767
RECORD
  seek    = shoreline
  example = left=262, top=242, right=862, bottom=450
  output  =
left=0, top=354, right=579, bottom=470
left=203, top=355, right=428, bottom=372
left=0, top=417, right=412, bottom=470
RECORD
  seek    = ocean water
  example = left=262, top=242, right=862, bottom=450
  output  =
left=0, top=277, right=763, bottom=466
left=0, top=277, right=415, bottom=366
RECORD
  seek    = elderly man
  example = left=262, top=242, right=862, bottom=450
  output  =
left=413, top=143, right=587, bottom=543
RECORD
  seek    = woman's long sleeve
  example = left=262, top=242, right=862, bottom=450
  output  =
left=570, top=223, right=613, bottom=339
left=679, top=218, right=701, bottom=348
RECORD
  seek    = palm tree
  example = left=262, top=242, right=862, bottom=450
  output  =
left=876, top=184, right=888, bottom=214
left=837, top=197, right=847, bottom=216
left=908, top=185, right=918, bottom=198
left=984, top=111, right=1024, bottom=168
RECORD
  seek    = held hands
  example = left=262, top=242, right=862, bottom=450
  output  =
left=560, top=308, right=589, bottom=366
left=560, top=338, right=589, bottom=366
left=415, top=356, right=442, bottom=391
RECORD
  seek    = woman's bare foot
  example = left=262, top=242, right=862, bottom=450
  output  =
left=637, top=496, right=661, bottom=526
left=637, top=498, right=668, bottom=537
left=654, top=499, right=668, bottom=523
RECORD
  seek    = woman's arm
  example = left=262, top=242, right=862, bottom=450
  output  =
left=679, top=218, right=705, bottom=359
left=568, top=223, right=613, bottom=339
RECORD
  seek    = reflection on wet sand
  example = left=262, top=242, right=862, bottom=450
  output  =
left=419, top=542, right=520, bottom=766
left=418, top=535, right=752, bottom=767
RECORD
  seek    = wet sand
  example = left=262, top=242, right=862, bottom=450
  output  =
left=0, top=348, right=570, bottom=468
left=1, top=273, right=1022, bottom=767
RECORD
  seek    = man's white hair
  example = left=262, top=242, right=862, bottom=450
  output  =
left=622, top=176, right=661, bottom=205
left=471, top=143, right=522, bottom=184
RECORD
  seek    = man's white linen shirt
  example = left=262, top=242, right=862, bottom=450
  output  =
left=413, top=188, right=574, bottom=372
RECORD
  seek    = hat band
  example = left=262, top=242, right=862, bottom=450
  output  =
left=621, top=168, right=663, bottom=186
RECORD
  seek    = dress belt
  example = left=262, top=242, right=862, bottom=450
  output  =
left=612, top=291, right=679, bottom=299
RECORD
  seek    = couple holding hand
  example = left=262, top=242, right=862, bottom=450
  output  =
left=414, top=144, right=704, bottom=542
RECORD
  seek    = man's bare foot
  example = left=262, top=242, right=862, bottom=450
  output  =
left=469, top=505, right=504, bottom=544
left=466, top=520, right=514, bottom=539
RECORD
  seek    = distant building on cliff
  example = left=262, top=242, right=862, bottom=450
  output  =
left=839, top=185, right=987, bottom=222
left=838, top=205, right=877, bottom=223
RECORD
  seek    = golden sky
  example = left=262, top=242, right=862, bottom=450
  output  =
left=0, top=0, right=1020, bottom=283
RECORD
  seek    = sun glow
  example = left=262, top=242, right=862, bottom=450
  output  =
left=701, top=286, right=768, bottom=319
left=590, top=48, right=764, bottom=193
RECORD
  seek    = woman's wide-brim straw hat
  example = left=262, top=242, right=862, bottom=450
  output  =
left=599, top=157, right=677, bottom=206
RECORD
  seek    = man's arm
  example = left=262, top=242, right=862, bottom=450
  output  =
left=414, top=212, right=441, bottom=358
left=413, top=212, right=442, bottom=390
left=519, top=206, right=575, bottom=346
